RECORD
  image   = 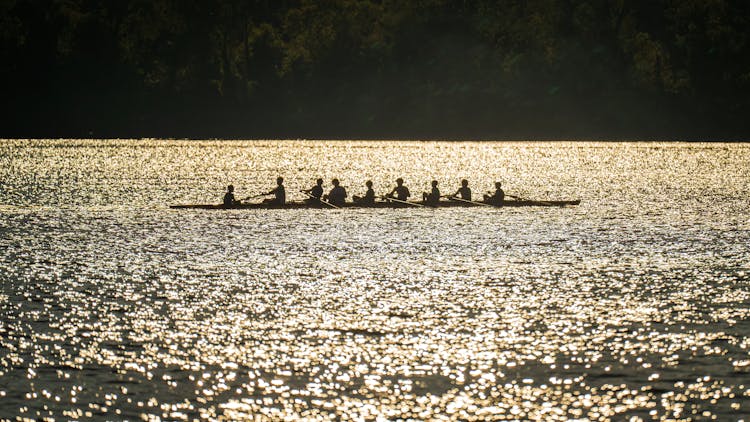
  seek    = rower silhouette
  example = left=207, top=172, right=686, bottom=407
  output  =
left=353, top=180, right=375, bottom=205
left=324, top=178, right=347, bottom=207
left=263, top=177, right=286, bottom=205
left=484, top=181, right=505, bottom=205
left=422, top=180, right=440, bottom=205
left=303, top=178, right=324, bottom=205
left=387, top=178, right=411, bottom=201
left=451, top=179, right=471, bottom=200
left=223, top=185, right=239, bottom=207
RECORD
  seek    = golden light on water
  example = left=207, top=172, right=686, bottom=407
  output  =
left=1, top=140, right=749, bottom=420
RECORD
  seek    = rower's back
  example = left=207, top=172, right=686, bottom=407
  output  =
left=274, top=178, right=286, bottom=204
left=484, top=182, right=504, bottom=205
left=456, top=179, right=471, bottom=200
left=354, top=180, right=375, bottom=205
left=310, top=179, right=324, bottom=199
left=391, top=178, right=410, bottom=201
left=328, top=179, right=347, bottom=206
left=424, top=180, right=440, bottom=204
left=223, top=185, right=236, bottom=207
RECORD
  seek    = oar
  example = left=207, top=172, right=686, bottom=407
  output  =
left=507, top=194, right=552, bottom=206
left=300, top=190, right=340, bottom=209
left=446, top=195, right=492, bottom=207
left=381, top=195, right=425, bottom=207
left=242, top=193, right=268, bottom=201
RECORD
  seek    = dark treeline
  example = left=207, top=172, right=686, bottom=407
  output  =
left=2, top=0, right=749, bottom=139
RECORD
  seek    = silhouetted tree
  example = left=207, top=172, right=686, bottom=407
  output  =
left=2, top=0, right=749, bottom=138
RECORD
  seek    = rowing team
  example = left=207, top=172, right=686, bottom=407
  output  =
left=224, top=178, right=505, bottom=207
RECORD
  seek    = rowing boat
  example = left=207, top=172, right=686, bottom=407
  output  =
left=170, top=199, right=580, bottom=210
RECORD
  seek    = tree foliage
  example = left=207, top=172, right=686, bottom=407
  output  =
left=3, top=0, right=749, bottom=138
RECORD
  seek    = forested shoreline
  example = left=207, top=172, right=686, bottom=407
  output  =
left=2, top=0, right=749, bottom=139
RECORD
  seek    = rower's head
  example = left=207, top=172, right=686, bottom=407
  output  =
left=276, top=177, right=284, bottom=185
left=316, top=178, right=323, bottom=186
left=365, top=180, right=373, bottom=187
left=461, top=179, right=468, bottom=187
left=332, top=178, right=340, bottom=186
left=396, top=178, right=403, bottom=186
left=227, top=185, right=234, bottom=192
left=495, top=182, right=502, bottom=189
left=431, top=180, right=438, bottom=187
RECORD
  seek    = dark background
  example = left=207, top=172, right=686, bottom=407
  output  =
left=2, top=0, right=749, bottom=140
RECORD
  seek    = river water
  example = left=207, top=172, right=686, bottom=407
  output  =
left=0, top=140, right=749, bottom=420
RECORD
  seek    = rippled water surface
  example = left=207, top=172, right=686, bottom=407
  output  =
left=1, top=140, right=749, bottom=420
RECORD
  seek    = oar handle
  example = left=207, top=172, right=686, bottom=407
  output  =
left=243, top=193, right=268, bottom=201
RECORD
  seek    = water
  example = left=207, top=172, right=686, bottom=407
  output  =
left=1, top=140, right=749, bottom=420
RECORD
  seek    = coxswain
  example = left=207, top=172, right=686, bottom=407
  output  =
left=223, top=185, right=239, bottom=207
left=353, top=180, right=375, bottom=205
left=324, top=178, right=347, bottom=207
left=451, top=179, right=471, bottom=201
left=263, top=177, right=286, bottom=205
left=422, top=180, right=441, bottom=205
left=387, top=178, right=411, bottom=201
left=483, top=182, right=505, bottom=205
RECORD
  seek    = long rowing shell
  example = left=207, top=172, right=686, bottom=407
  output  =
left=169, top=199, right=580, bottom=210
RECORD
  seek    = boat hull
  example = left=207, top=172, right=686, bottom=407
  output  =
left=170, top=200, right=580, bottom=210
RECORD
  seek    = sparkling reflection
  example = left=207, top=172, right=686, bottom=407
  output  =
left=0, top=140, right=749, bottom=420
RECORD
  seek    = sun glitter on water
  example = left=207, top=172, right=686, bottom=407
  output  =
left=0, top=140, right=749, bottom=420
